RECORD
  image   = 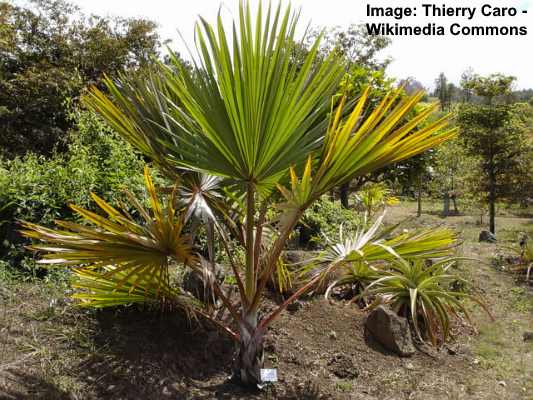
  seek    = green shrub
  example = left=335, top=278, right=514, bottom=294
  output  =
left=297, top=196, right=362, bottom=249
left=0, top=108, right=145, bottom=273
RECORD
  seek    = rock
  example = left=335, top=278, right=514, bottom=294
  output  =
left=328, top=353, right=358, bottom=379
left=0, top=285, right=11, bottom=299
left=282, top=250, right=309, bottom=264
left=445, top=344, right=458, bottom=355
left=286, top=299, right=303, bottom=312
left=329, top=330, right=337, bottom=340
left=404, top=362, right=415, bottom=370
left=479, top=230, right=497, bottom=243
left=498, top=381, right=507, bottom=387
left=182, top=263, right=225, bottom=302
left=523, top=331, right=533, bottom=342
left=365, top=305, right=416, bottom=357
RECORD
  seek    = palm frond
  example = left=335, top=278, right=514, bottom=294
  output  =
left=20, top=167, right=195, bottom=295
left=277, top=89, right=458, bottom=207
left=71, top=266, right=200, bottom=311
left=316, top=215, right=459, bottom=267
left=86, top=2, right=344, bottom=190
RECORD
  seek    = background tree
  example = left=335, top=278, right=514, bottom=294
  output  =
left=399, top=77, right=426, bottom=95
left=460, top=67, right=475, bottom=103
left=312, top=24, right=391, bottom=70
left=457, top=74, right=528, bottom=234
left=434, top=72, right=452, bottom=110
left=429, top=137, right=472, bottom=217
left=0, top=0, right=160, bottom=157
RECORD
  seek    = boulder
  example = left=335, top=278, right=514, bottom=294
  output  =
left=182, top=263, right=225, bottom=302
left=286, top=299, right=303, bottom=312
left=282, top=250, right=310, bottom=264
left=523, top=331, right=533, bottom=342
left=365, top=305, right=416, bottom=357
left=328, top=353, right=358, bottom=379
left=479, top=230, right=497, bottom=243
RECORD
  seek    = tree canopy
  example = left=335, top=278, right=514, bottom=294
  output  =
left=0, top=0, right=161, bottom=156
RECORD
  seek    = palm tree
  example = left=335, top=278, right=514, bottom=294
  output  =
left=22, top=2, right=457, bottom=386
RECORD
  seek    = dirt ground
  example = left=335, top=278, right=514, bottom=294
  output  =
left=1, top=201, right=532, bottom=400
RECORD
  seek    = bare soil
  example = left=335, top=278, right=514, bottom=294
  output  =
left=1, top=202, right=532, bottom=399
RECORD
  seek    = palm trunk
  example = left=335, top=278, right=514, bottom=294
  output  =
left=235, top=310, right=264, bottom=386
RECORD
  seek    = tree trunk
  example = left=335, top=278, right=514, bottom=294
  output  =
left=340, top=183, right=349, bottom=209
left=489, top=196, right=496, bottom=234
left=452, top=195, right=458, bottom=215
left=443, top=192, right=450, bottom=217
left=488, top=168, right=496, bottom=234
left=234, top=311, right=264, bottom=387
left=417, top=176, right=422, bottom=217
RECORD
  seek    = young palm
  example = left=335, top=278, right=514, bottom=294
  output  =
left=23, top=2, right=457, bottom=386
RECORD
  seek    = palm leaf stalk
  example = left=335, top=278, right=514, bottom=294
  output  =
left=25, top=2, right=457, bottom=386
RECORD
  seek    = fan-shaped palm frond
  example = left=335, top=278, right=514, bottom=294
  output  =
left=276, top=88, right=457, bottom=210
left=20, top=167, right=195, bottom=295
left=87, top=3, right=345, bottom=190
left=310, top=214, right=459, bottom=268
left=71, top=266, right=200, bottom=310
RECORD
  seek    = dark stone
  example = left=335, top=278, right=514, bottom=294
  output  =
left=0, top=285, right=10, bottom=299
left=523, top=331, right=533, bottom=342
left=282, top=250, right=310, bottom=265
left=182, top=263, right=225, bottom=302
left=365, top=305, right=416, bottom=357
left=286, top=299, right=303, bottom=313
left=479, top=230, right=497, bottom=243
left=328, top=353, right=358, bottom=379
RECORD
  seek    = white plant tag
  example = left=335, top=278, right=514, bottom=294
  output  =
left=260, top=368, right=278, bottom=382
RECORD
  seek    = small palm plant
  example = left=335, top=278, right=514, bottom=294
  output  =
left=354, top=182, right=399, bottom=219
left=365, top=257, right=492, bottom=345
left=311, top=215, right=460, bottom=302
left=513, top=234, right=533, bottom=281
left=21, top=2, right=457, bottom=386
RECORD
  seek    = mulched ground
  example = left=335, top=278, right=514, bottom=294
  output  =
left=1, top=206, right=532, bottom=399
left=0, top=285, right=519, bottom=400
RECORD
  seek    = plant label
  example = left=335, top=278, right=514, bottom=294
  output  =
left=260, top=368, right=278, bottom=382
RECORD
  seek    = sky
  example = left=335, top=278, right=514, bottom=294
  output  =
left=65, top=0, right=533, bottom=90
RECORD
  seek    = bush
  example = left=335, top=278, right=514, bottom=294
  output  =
left=297, top=196, right=362, bottom=249
left=0, top=108, right=145, bottom=273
